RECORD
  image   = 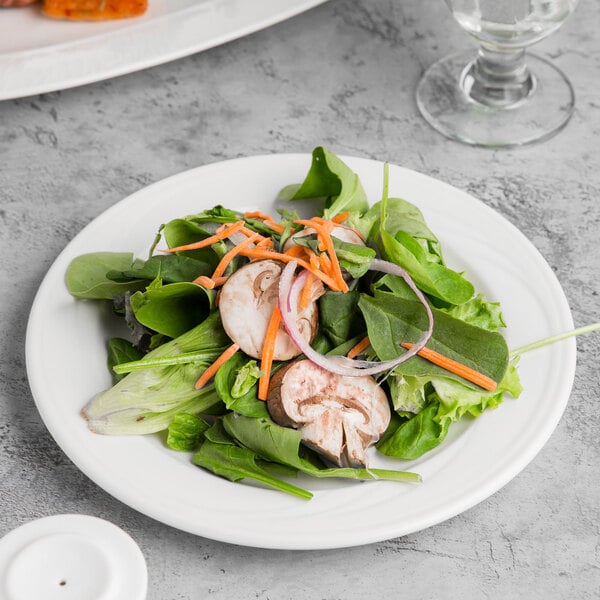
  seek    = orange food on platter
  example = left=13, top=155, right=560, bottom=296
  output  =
left=0, top=0, right=38, bottom=6
left=42, top=0, right=147, bottom=20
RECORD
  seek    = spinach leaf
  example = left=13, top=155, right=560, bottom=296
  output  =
left=107, top=254, right=213, bottom=284
left=280, top=147, right=369, bottom=218
left=367, top=197, right=441, bottom=258
left=371, top=272, right=418, bottom=300
left=130, top=281, right=214, bottom=339
left=161, top=219, right=225, bottom=266
left=292, top=236, right=376, bottom=279
left=359, top=291, right=509, bottom=386
left=66, top=252, right=146, bottom=299
left=379, top=229, right=474, bottom=305
left=222, top=414, right=421, bottom=483
left=319, top=290, right=364, bottom=346
left=377, top=401, right=449, bottom=460
left=106, top=338, right=144, bottom=382
left=331, top=238, right=376, bottom=279
left=192, top=424, right=312, bottom=500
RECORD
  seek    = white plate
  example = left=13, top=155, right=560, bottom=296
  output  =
left=25, top=153, right=576, bottom=550
left=0, top=0, right=328, bottom=101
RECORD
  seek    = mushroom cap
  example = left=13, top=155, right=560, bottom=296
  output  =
left=218, top=259, right=323, bottom=361
left=267, top=359, right=391, bottom=467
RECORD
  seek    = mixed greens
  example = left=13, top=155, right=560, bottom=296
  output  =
left=67, top=147, right=527, bottom=499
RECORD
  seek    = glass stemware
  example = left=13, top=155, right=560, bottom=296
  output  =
left=416, top=0, right=579, bottom=147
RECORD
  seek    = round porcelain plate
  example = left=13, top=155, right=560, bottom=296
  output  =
left=25, top=153, right=576, bottom=549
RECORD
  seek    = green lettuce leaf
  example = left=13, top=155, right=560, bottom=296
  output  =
left=441, top=293, right=506, bottom=332
left=82, top=311, right=229, bottom=434
left=280, top=147, right=369, bottom=218
left=166, top=413, right=210, bottom=452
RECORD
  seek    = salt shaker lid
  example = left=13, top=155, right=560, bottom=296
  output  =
left=0, top=514, right=147, bottom=600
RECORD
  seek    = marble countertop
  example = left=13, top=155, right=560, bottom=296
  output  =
left=1, top=0, right=599, bottom=598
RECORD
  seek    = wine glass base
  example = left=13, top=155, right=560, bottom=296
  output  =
left=416, top=50, right=575, bottom=148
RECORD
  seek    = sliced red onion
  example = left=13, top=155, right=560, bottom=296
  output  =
left=278, top=259, right=434, bottom=377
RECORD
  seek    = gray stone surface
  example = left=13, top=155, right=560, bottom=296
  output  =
left=1, top=0, right=599, bottom=598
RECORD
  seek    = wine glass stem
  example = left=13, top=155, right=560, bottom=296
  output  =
left=461, top=47, right=534, bottom=108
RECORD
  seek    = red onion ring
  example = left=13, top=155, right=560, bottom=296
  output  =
left=278, top=259, right=434, bottom=377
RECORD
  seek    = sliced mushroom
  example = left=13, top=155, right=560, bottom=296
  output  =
left=219, top=259, right=323, bottom=361
left=267, top=359, right=391, bottom=467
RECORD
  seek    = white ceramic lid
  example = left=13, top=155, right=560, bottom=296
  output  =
left=0, top=515, right=147, bottom=600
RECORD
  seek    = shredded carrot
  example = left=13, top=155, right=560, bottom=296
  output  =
left=243, top=211, right=286, bottom=234
left=309, top=251, right=321, bottom=272
left=312, top=215, right=366, bottom=242
left=239, top=248, right=341, bottom=291
left=299, top=272, right=316, bottom=311
left=318, top=251, right=333, bottom=274
left=193, top=275, right=216, bottom=289
left=256, top=236, right=275, bottom=249
left=331, top=211, right=351, bottom=224
left=240, top=226, right=268, bottom=242
left=193, top=275, right=229, bottom=288
left=263, top=220, right=286, bottom=234
left=401, top=343, right=498, bottom=392
left=211, top=232, right=261, bottom=279
left=258, top=307, right=281, bottom=400
left=194, top=343, right=240, bottom=390
left=162, top=221, right=245, bottom=253
left=347, top=336, right=371, bottom=359
left=213, top=276, right=229, bottom=287
left=294, top=218, right=348, bottom=292
left=284, top=243, right=309, bottom=259
left=244, top=211, right=274, bottom=220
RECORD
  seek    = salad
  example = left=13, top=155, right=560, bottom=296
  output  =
left=66, top=147, right=523, bottom=500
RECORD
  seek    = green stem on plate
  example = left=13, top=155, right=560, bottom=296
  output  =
left=113, top=351, right=222, bottom=374
left=510, top=322, right=600, bottom=358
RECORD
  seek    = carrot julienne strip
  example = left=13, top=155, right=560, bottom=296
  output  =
left=331, top=211, right=351, bottom=223
left=211, top=232, right=261, bottom=279
left=240, top=226, right=268, bottom=242
left=258, top=306, right=281, bottom=401
left=194, top=343, right=240, bottom=390
left=243, top=211, right=286, bottom=234
left=318, top=251, right=332, bottom=274
left=212, top=276, right=229, bottom=287
left=400, top=342, right=498, bottom=392
left=193, top=275, right=229, bottom=288
left=298, top=271, right=316, bottom=311
left=162, top=221, right=245, bottom=253
left=294, top=218, right=348, bottom=292
left=263, top=220, right=286, bottom=234
left=193, top=275, right=216, bottom=289
left=239, top=248, right=341, bottom=291
left=244, top=211, right=273, bottom=220
left=347, top=336, right=371, bottom=359
left=309, top=251, right=321, bottom=271
left=256, top=237, right=275, bottom=248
